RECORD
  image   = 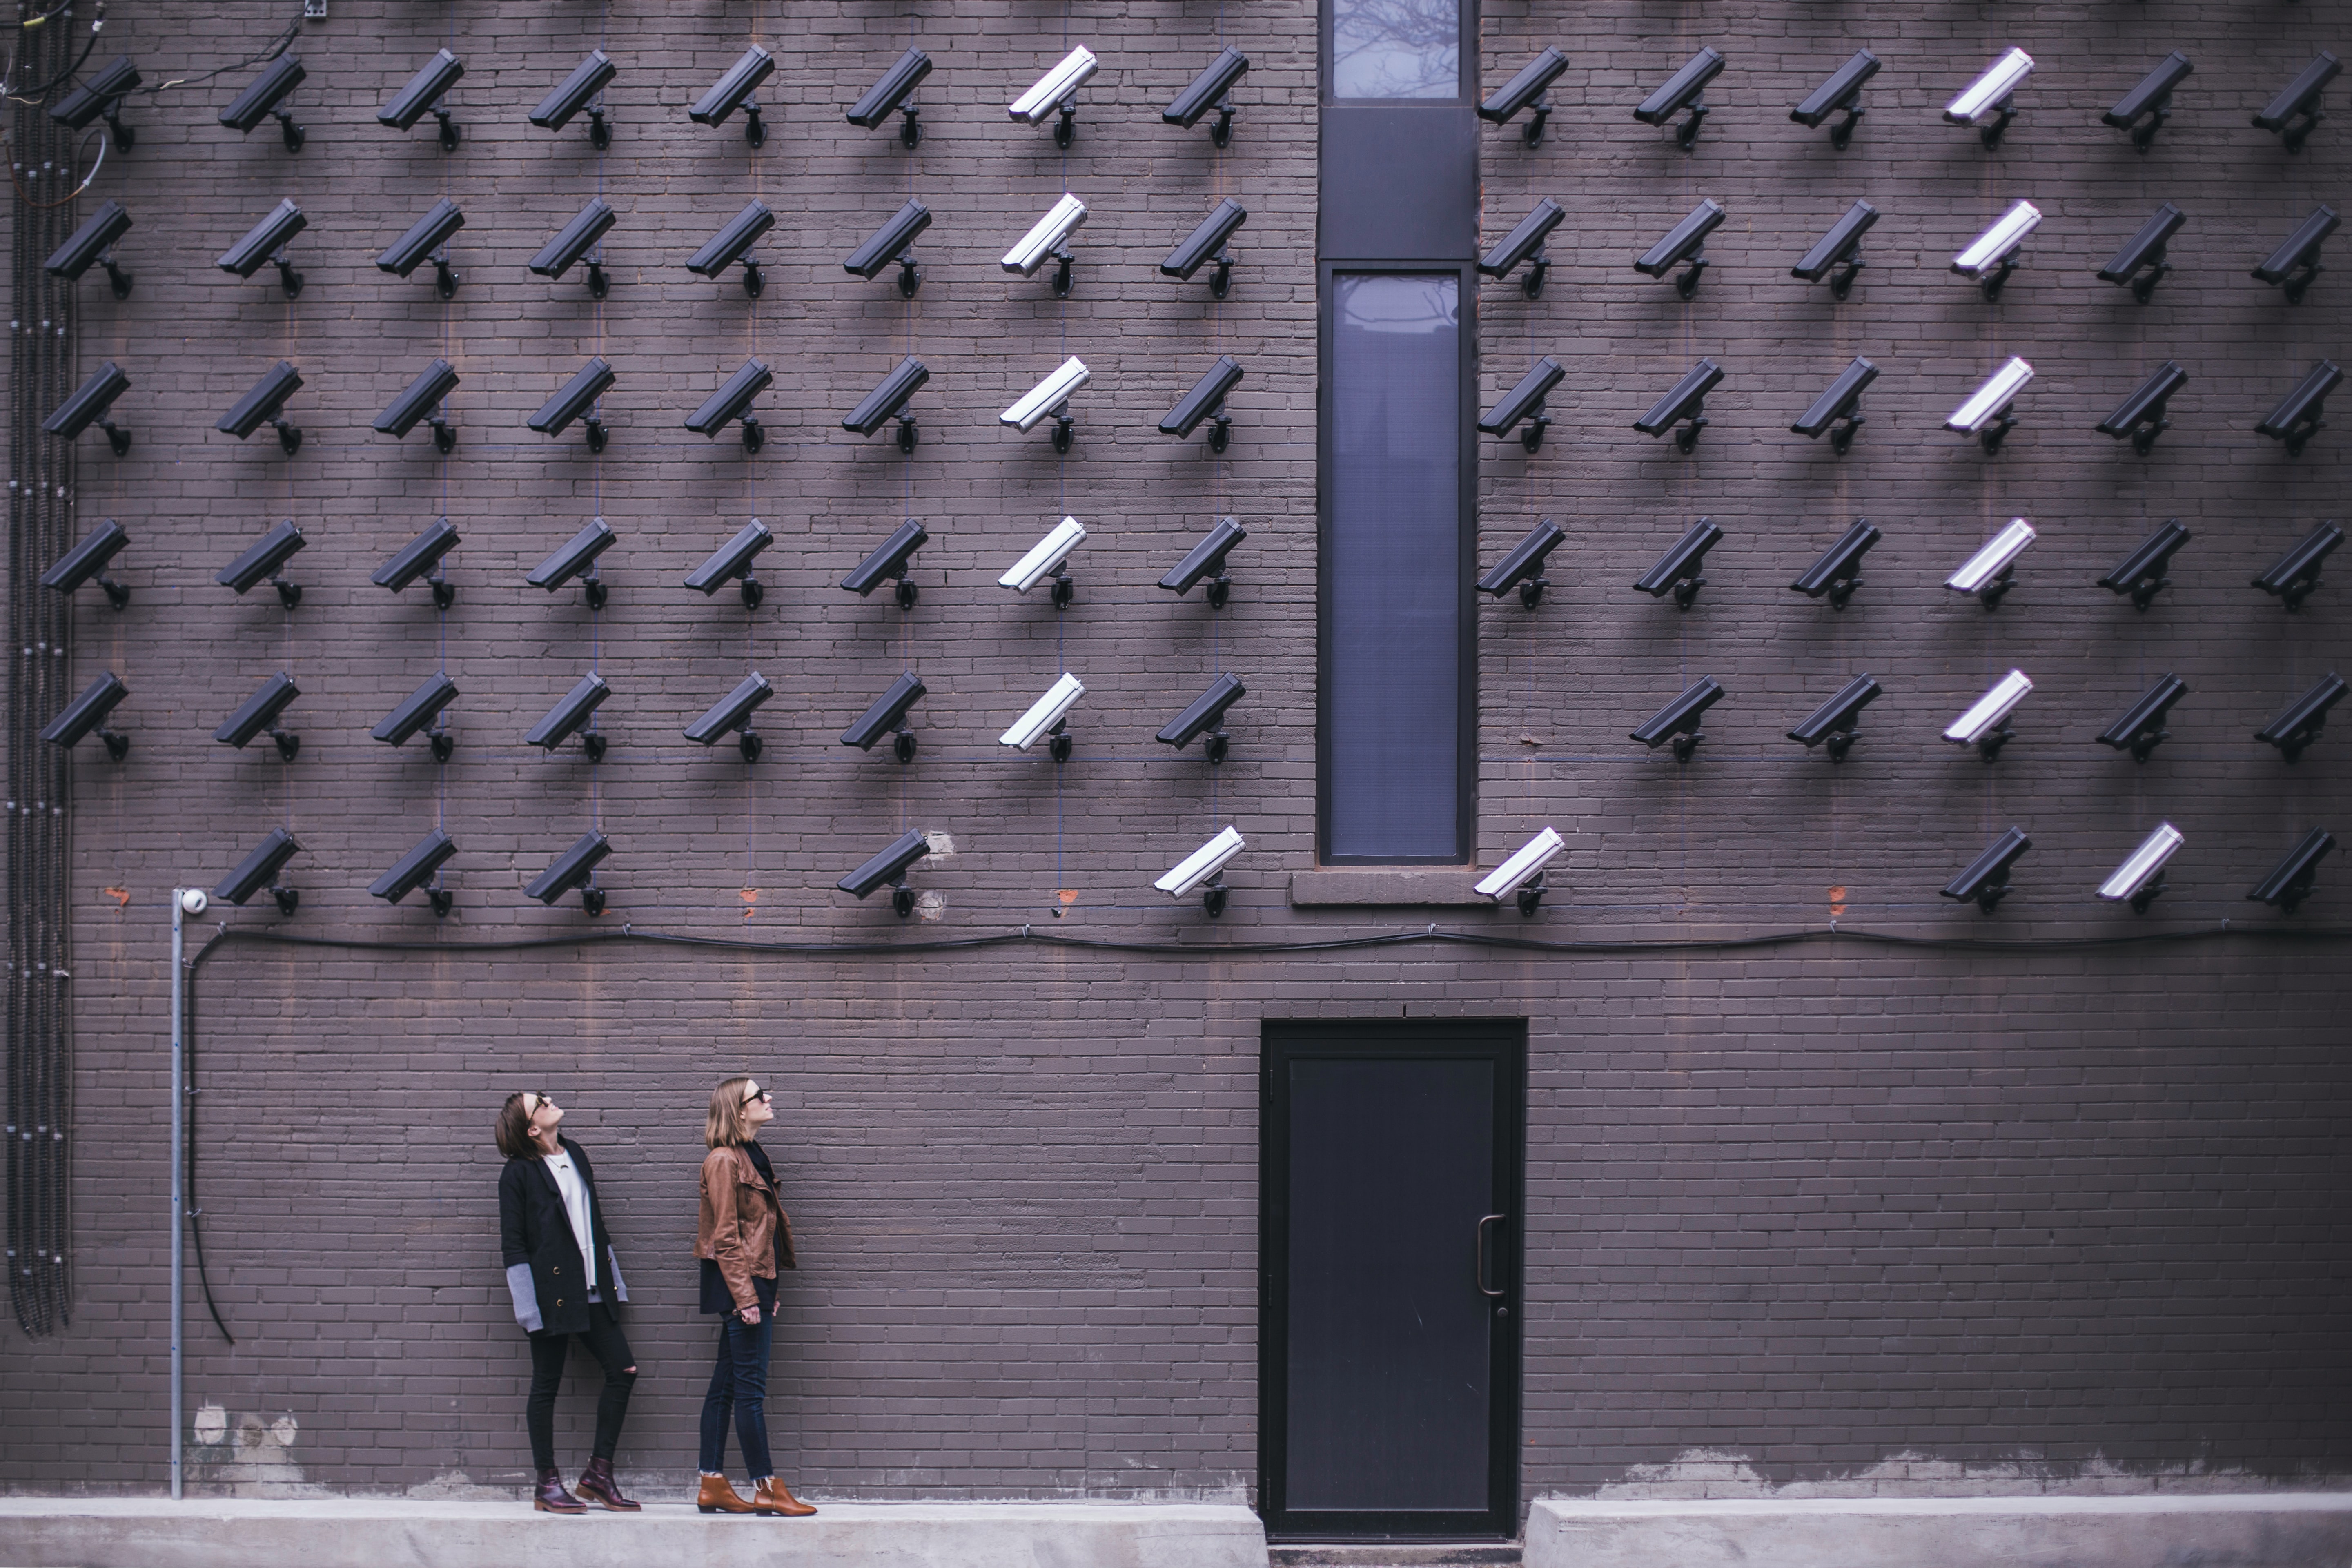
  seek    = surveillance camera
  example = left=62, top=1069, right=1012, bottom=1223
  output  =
left=1791, top=519, right=1882, bottom=609
left=2106, top=51, right=2191, bottom=149
left=381, top=48, right=463, bottom=150
left=1947, top=356, right=2034, bottom=451
left=1792, top=49, right=1879, bottom=147
left=1002, top=517, right=1087, bottom=595
left=39, top=671, right=131, bottom=760
left=849, top=47, right=933, bottom=145
left=529, top=357, right=616, bottom=452
left=1952, top=200, right=2040, bottom=299
left=842, top=672, right=927, bottom=760
left=689, top=45, right=775, bottom=144
left=531, top=199, right=617, bottom=296
left=2253, top=205, right=2338, bottom=303
left=217, top=519, right=307, bottom=605
left=1480, top=356, right=1566, bottom=450
left=214, top=672, right=301, bottom=759
left=843, top=520, right=929, bottom=603
left=1010, top=45, right=1098, bottom=144
left=1001, top=357, right=1090, bottom=440
left=688, top=200, right=776, bottom=296
left=373, top=517, right=461, bottom=603
left=372, top=672, right=460, bottom=751
left=1160, top=517, right=1247, bottom=604
left=1479, top=200, right=1566, bottom=295
left=370, top=829, right=457, bottom=915
left=1003, top=194, right=1089, bottom=288
left=2249, top=827, right=2335, bottom=913
left=1163, top=198, right=1248, bottom=296
left=1947, top=518, right=2037, bottom=608
left=45, top=199, right=134, bottom=297
left=2251, top=520, right=2344, bottom=611
left=2096, top=361, right=2188, bottom=455
left=42, top=362, right=132, bottom=454
left=2256, top=673, right=2348, bottom=762
left=376, top=359, right=461, bottom=452
left=1786, top=674, right=1882, bottom=762
left=685, top=359, right=774, bottom=450
left=178, top=888, right=210, bottom=917
left=1633, top=359, right=1723, bottom=451
left=1167, top=47, right=1250, bottom=144
left=1631, top=677, right=1725, bottom=760
left=1944, top=669, right=2034, bottom=759
left=843, top=357, right=930, bottom=451
left=2096, top=673, right=2190, bottom=763
left=1944, top=47, right=2033, bottom=145
left=684, top=673, right=775, bottom=760
left=50, top=54, right=140, bottom=148
left=214, top=827, right=303, bottom=915
left=1635, top=518, right=1723, bottom=608
left=218, top=361, right=305, bottom=454
left=685, top=520, right=774, bottom=605
left=1161, top=356, right=1243, bottom=450
left=1001, top=673, right=1087, bottom=753
left=2099, top=204, right=2187, bottom=302
left=1793, top=199, right=1878, bottom=298
left=1477, top=518, right=1566, bottom=607
left=526, top=672, right=612, bottom=754
left=1635, top=199, right=1726, bottom=297
left=837, top=828, right=930, bottom=913
left=2100, top=519, right=2192, bottom=610
left=2098, top=823, right=2184, bottom=911
left=217, top=198, right=308, bottom=296
left=222, top=53, right=308, bottom=151
left=2256, top=360, right=2341, bottom=455
left=1156, top=673, right=1246, bottom=760
left=1942, top=826, right=2031, bottom=915
left=2254, top=51, right=2341, bottom=151
left=1791, top=356, right=1878, bottom=452
left=1156, top=826, right=1245, bottom=916
left=1479, top=47, right=1568, bottom=144
left=527, top=518, right=618, bottom=599
left=532, top=50, right=616, bottom=146
left=845, top=200, right=931, bottom=295
left=1634, top=45, right=1725, bottom=150
left=1474, top=827, right=1565, bottom=913
left=377, top=198, right=466, bottom=298
left=526, top=831, right=612, bottom=912
left=42, top=518, right=131, bottom=608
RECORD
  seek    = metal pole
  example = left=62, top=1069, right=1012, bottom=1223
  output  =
left=170, top=891, right=184, bottom=1501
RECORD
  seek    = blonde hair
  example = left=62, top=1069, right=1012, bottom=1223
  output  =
left=706, top=1076, right=759, bottom=1149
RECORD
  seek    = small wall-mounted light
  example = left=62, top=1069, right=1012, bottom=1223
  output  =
left=2248, top=828, right=2334, bottom=914
left=849, top=47, right=933, bottom=147
left=42, top=519, right=131, bottom=610
left=1001, top=673, right=1086, bottom=761
left=527, top=673, right=612, bottom=762
left=843, top=357, right=930, bottom=453
left=842, top=672, right=927, bottom=763
left=222, top=53, right=309, bottom=152
left=1635, top=519, right=1722, bottom=609
left=685, top=359, right=773, bottom=452
left=215, top=672, right=301, bottom=762
left=687, top=200, right=775, bottom=297
left=2099, top=204, right=2186, bottom=303
left=2097, top=823, right=2183, bottom=913
left=1479, top=200, right=1566, bottom=296
left=1944, top=669, right=2033, bottom=762
left=531, top=50, right=616, bottom=149
left=373, top=672, right=459, bottom=762
left=1163, top=199, right=1247, bottom=298
left=844, top=199, right=930, bottom=297
left=844, top=520, right=928, bottom=608
left=218, top=197, right=307, bottom=296
left=1161, top=356, right=1243, bottom=452
left=2098, top=361, right=2187, bottom=454
left=1787, top=675, right=1881, bottom=763
left=526, top=831, right=610, bottom=916
left=1001, top=357, right=1089, bottom=452
left=42, top=362, right=132, bottom=456
left=1791, top=519, right=1880, bottom=610
left=371, top=829, right=457, bottom=918
left=690, top=45, right=775, bottom=147
left=2096, top=674, right=2189, bottom=763
left=530, top=357, right=616, bottom=453
left=2100, top=519, right=2191, bottom=610
left=1156, top=826, right=1245, bottom=918
left=1944, top=47, right=2033, bottom=149
left=1477, top=518, right=1565, bottom=608
left=50, top=54, right=140, bottom=151
left=1792, top=49, right=1879, bottom=149
left=380, top=47, right=464, bottom=151
left=1167, top=47, right=1250, bottom=146
left=1634, top=359, right=1723, bottom=451
left=45, top=198, right=134, bottom=298
left=1157, top=673, right=1246, bottom=764
left=374, top=518, right=461, bottom=610
left=1946, top=518, right=2037, bottom=610
left=1947, top=356, right=2033, bottom=453
left=1003, top=194, right=1088, bottom=297
left=1635, top=199, right=1726, bottom=298
left=1480, top=356, right=1566, bottom=451
left=1474, top=827, right=1564, bottom=916
left=2256, top=361, right=2341, bottom=455
left=218, top=361, right=304, bottom=455
left=1160, top=517, right=1247, bottom=607
left=218, top=519, right=306, bottom=609
left=1634, top=46, right=1724, bottom=151
left=2251, top=520, right=2344, bottom=611
left=377, top=197, right=465, bottom=297
left=685, top=673, right=774, bottom=762
left=1943, top=827, right=2031, bottom=915
left=527, top=519, right=617, bottom=610
left=1010, top=45, right=1098, bottom=148
left=39, top=672, right=131, bottom=762
left=530, top=198, right=617, bottom=298
left=838, top=828, right=931, bottom=917
left=685, top=520, right=773, bottom=609
left=215, top=827, right=302, bottom=917
left=2253, top=205, right=2338, bottom=303
left=1793, top=200, right=1878, bottom=299
left=2256, top=673, right=2347, bottom=763
left=1791, top=357, right=1877, bottom=453
left=2254, top=52, right=2340, bottom=152
left=1631, top=678, right=1724, bottom=762
left=1479, top=47, right=1568, bottom=146
left=2105, top=52, right=2191, bottom=150
left=375, top=359, right=461, bottom=452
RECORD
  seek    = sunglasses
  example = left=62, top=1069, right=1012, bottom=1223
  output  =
left=741, top=1087, right=771, bottom=1107
left=522, top=1092, right=555, bottom=1115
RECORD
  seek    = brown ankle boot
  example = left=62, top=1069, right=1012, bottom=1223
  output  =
left=751, top=1477, right=817, bottom=1517
left=533, top=1468, right=587, bottom=1514
left=696, top=1472, right=755, bottom=1515
left=575, top=1455, right=640, bottom=1512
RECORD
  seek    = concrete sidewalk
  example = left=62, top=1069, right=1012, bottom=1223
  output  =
left=0, top=1497, right=1270, bottom=1568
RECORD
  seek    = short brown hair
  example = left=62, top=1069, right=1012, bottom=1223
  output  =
left=706, top=1076, right=758, bottom=1149
left=494, top=1092, right=535, bottom=1160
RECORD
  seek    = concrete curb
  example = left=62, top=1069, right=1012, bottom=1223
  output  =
left=0, top=1498, right=1270, bottom=1568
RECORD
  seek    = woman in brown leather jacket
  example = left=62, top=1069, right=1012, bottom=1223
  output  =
left=693, top=1075, right=815, bottom=1518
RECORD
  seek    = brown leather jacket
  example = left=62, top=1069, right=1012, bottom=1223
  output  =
left=696, top=1144, right=796, bottom=1312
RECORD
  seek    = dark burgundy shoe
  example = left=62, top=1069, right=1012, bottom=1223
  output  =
left=577, top=1455, right=641, bottom=1512
left=534, top=1468, right=588, bottom=1514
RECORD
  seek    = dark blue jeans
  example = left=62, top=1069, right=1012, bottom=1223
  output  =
left=697, top=1308, right=774, bottom=1481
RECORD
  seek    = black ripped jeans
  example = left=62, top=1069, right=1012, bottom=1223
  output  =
left=526, top=1300, right=637, bottom=1473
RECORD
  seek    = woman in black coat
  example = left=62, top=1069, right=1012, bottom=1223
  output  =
left=495, top=1090, right=640, bottom=1513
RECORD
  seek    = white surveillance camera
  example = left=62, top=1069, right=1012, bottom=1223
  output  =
left=2098, top=822, right=2183, bottom=909
left=1944, top=669, right=2033, bottom=748
left=1156, top=826, right=1245, bottom=899
left=1000, top=673, right=1086, bottom=751
left=1475, top=827, right=1565, bottom=904
left=1945, top=47, right=2034, bottom=127
left=1001, top=517, right=1087, bottom=594
left=1952, top=201, right=2041, bottom=280
left=1947, top=518, right=2037, bottom=598
left=1002, top=194, right=1089, bottom=277
left=1947, top=357, right=2034, bottom=437
left=178, top=888, right=209, bottom=915
left=1001, top=358, right=1091, bottom=433
left=1010, top=46, right=1098, bottom=124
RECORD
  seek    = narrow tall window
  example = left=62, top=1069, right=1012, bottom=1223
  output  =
left=1330, top=0, right=1461, bottom=100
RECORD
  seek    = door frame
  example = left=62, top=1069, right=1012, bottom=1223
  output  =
left=1258, top=1018, right=1526, bottom=1541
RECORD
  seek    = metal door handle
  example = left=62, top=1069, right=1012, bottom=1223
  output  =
left=1475, top=1213, right=1506, bottom=1297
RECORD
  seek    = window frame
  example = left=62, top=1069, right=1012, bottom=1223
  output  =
left=1320, top=0, right=1474, bottom=105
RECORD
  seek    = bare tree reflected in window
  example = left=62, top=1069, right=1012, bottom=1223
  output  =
left=1332, top=0, right=1460, bottom=99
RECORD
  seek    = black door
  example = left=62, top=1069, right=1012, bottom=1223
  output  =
left=1260, top=1019, right=1524, bottom=1540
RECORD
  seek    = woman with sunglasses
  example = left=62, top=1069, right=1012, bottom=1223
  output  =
left=693, top=1075, right=815, bottom=1517
left=494, top=1090, right=641, bottom=1514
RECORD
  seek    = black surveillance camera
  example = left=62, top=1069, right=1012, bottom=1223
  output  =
left=1634, top=46, right=1724, bottom=150
left=2251, top=520, right=2344, bottom=611
left=1786, top=674, right=1882, bottom=764
left=845, top=200, right=931, bottom=296
left=1792, top=49, right=1879, bottom=149
left=1636, top=200, right=1726, bottom=297
left=1476, top=518, right=1566, bottom=608
left=843, top=357, right=930, bottom=452
left=215, top=672, right=301, bottom=760
left=373, top=672, right=460, bottom=760
left=1479, top=200, right=1566, bottom=296
left=370, top=829, right=457, bottom=916
left=42, top=519, right=132, bottom=608
left=2105, top=52, right=2191, bottom=150
left=843, top=520, right=929, bottom=606
left=2099, top=204, right=2186, bottom=302
left=837, top=829, right=929, bottom=916
left=849, top=47, right=933, bottom=146
left=2253, top=205, right=2338, bottom=303
left=378, top=198, right=466, bottom=297
left=1942, top=827, right=2030, bottom=915
left=1631, top=677, right=1725, bottom=762
left=2256, top=361, right=2341, bottom=455
left=688, top=200, right=775, bottom=297
left=215, top=827, right=303, bottom=916
left=374, top=517, right=461, bottom=607
left=685, top=520, right=774, bottom=608
left=1479, top=47, right=1568, bottom=145
left=1633, top=359, right=1722, bottom=451
left=376, top=359, right=461, bottom=452
left=1793, top=199, right=1878, bottom=298
left=532, top=50, right=617, bottom=148
left=1792, top=519, right=1881, bottom=610
left=2099, top=519, right=2191, bottom=610
left=45, top=199, right=134, bottom=298
left=527, top=673, right=612, bottom=759
left=685, top=673, right=775, bottom=762
left=42, top=362, right=132, bottom=455
left=221, top=54, right=307, bottom=152
left=531, top=199, right=617, bottom=298
left=1480, top=356, right=1566, bottom=451
left=2096, top=673, right=2189, bottom=763
left=2254, top=51, right=2340, bottom=151
left=690, top=45, right=775, bottom=146
left=51, top=54, right=140, bottom=149
left=380, top=48, right=464, bottom=150
left=39, top=671, right=131, bottom=761
left=526, top=831, right=611, bottom=915
left=218, top=361, right=305, bottom=455
left=217, top=519, right=306, bottom=607
left=1167, top=47, right=1250, bottom=145
left=1791, top=357, right=1878, bottom=453
left=2096, top=361, right=2187, bottom=454
left=1160, top=356, right=1244, bottom=451
left=686, top=360, right=773, bottom=451
left=842, top=672, right=927, bottom=762
left=1157, top=673, right=1247, bottom=763
left=530, top=357, right=616, bottom=453
left=1162, top=199, right=1247, bottom=298
left=2255, top=673, right=2348, bottom=762
left=528, top=519, right=618, bottom=608
left=1634, top=518, right=1722, bottom=608
left=2248, top=828, right=2335, bottom=913
left=218, top=198, right=308, bottom=296
left=1160, top=517, right=1247, bottom=605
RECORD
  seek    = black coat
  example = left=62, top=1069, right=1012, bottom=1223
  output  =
left=498, top=1137, right=627, bottom=1338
